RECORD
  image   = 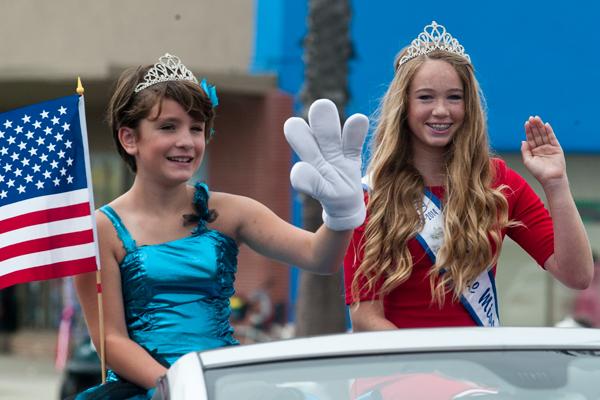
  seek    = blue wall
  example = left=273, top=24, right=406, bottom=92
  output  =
left=252, top=0, right=600, bottom=321
left=253, top=0, right=308, bottom=322
left=252, top=0, right=307, bottom=100
left=254, top=0, right=600, bottom=153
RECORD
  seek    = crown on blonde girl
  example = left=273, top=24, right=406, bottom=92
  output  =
left=398, top=21, right=471, bottom=67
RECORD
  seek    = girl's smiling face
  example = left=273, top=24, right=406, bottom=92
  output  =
left=407, top=59, right=465, bottom=156
left=128, top=98, right=206, bottom=184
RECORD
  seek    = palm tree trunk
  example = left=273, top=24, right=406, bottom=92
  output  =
left=294, top=0, right=352, bottom=337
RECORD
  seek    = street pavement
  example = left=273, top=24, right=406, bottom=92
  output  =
left=0, top=353, right=61, bottom=400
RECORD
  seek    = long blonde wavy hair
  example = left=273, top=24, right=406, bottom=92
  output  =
left=351, top=49, right=511, bottom=306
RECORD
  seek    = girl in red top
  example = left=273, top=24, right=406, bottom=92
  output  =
left=344, top=21, right=593, bottom=329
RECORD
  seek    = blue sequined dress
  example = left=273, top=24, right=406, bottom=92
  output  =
left=76, top=183, right=238, bottom=399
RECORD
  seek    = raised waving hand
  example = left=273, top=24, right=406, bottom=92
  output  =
left=284, top=99, right=369, bottom=231
left=521, top=116, right=567, bottom=186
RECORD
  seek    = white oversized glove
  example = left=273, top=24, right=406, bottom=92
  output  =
left=284, top=99, right=369, bottom=231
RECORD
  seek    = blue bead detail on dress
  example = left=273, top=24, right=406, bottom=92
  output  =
left=191, top=181, right=212, bottom=234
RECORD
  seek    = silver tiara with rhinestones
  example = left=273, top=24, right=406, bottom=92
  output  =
left=398, top=21, right=470, bottom=67
left=134, top=53, right=199, bottom=93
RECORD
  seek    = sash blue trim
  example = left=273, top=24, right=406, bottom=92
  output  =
left=423, top=188, right=442, bottom=209
left=415, top=234, right=436, bottom=264
left=415, top=189, right=500, bottom=327
left=489, top=269, right=500, bottom=319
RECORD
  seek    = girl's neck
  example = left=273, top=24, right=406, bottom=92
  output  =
left=412, top=145, right=446, bottom=187
left=127, top=176, right=192, bottom=215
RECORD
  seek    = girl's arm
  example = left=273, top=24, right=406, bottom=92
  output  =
left=229, top=99, right=369, bottom=274
left=349, top=301, right=397, bottom=331
left=74, top=211, right=166, bottom=389
left=522, top=116, right=593, bottom=289
left=228, top=195, right=351, bottom=274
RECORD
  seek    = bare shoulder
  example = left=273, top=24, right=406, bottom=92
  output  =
left=209, top=191, right=258, bottom=208
left=95, top=207, right=112, bottom=238
left=209, top=191, right=267, bottom=217
left=207, top=192, right=266, bottom=240
left=94, top=206, right=125, bottom=262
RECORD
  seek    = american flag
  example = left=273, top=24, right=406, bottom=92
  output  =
left=0, top=95, right=98, bottom=289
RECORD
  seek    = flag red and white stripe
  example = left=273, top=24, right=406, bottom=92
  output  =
left=0, top=188, right=97, bottom=289
left=0, top=94, right=99, bottom=289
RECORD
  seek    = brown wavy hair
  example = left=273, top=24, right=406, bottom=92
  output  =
left=351, top=49, right=513, bottom=306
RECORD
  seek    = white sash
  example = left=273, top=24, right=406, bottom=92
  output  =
left=362, top=176, right=500, bottom=327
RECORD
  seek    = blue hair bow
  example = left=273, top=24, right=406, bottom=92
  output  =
left=200, top=79, right=219, bottom=107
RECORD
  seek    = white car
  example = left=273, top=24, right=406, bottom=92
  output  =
left=152, top=327, right=600, bottom=399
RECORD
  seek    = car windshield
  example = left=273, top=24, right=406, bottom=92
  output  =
left=205, top=350, right=600, bottom=400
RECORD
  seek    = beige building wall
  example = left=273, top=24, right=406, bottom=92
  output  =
left=0, top=0, right=275, bottom=204
left=0, top=0, right=254, bottom=80
left=0, top=1, right=288, bottom=331
left=497, top=154, right=600, bottom=326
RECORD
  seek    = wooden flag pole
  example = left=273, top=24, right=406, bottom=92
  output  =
left=77, top=77, right=106, bottom=383
left=96, top=270, right=106, bottom=383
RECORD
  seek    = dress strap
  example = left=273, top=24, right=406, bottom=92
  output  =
left=193, top=182, right=210, bottom=216
left=99, top=205, right=137, bottom=253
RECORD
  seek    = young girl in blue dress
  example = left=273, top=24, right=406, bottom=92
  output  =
left=74, top=53, right=368, bottom=399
